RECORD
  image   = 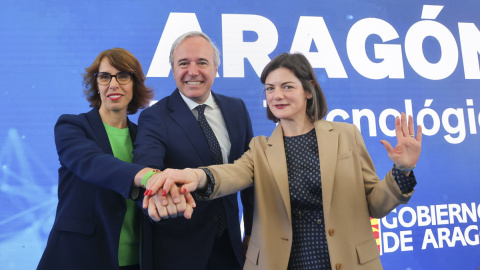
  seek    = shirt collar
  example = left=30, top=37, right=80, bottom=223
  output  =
left=179, top=90, right=216, bottom=111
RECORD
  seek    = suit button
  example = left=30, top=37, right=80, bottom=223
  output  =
left=336, top=263, right=342, bottom=270
left=329, top=228, right=335, bottom=236
left=317, top=219, right=322, bottom=224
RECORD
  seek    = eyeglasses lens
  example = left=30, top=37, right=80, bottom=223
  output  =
left=96, top=72, right=132, bottom=85
left=116, top=72, right=131, bottom=84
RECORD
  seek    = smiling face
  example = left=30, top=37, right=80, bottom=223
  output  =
left=97, top=58, right=133, bottom=115
left=172, top=36, right=218, bottom=103
left=265, top=67, right=312, bottom=124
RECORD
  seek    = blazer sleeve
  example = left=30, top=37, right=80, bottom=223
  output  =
left=132, top=108, right=167, bottom=169
left=238, top=99, right=255, bottom=236
left=131, top=107, right=172, bottom=221
left=55, top=114, right=144, bottom=198
left=354, top=125, right=413, bottom=218
left=208, top=138, right=257, bottom=199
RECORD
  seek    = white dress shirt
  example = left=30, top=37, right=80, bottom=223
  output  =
left=179, top=91, right=231, bottom=164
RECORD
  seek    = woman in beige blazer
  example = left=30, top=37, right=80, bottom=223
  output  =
left=145, top=53, right=422, bottom=270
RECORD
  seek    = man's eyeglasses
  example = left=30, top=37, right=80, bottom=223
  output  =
left=95, top=72, right=133, bottom=85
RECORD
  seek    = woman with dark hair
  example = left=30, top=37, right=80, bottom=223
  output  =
left=147, top=52, right=422, bottom=270
left=37, top=48, right=194, bottom=270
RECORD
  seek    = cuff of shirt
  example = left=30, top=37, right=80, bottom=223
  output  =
left=196, top=168, right=215, bottom=198
left=392, top=164, right=417, bottom=194
left=130, top=187, right=140, bottom=200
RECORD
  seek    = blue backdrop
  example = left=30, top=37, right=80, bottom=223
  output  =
left=1, top=0, right=479, bottom=269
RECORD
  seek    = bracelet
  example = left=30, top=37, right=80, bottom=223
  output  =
left=141, top=169, right=161, bottom=188
left=394, top=164, right=416, bottom=172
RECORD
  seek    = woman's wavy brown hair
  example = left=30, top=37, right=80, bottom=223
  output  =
left=83, top=48, right=153, bottom=114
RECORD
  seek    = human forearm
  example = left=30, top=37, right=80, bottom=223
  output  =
left=133, top=168, right=154, bottom=187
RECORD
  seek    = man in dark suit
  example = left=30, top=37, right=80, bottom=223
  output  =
left=133, top=31, right=254, bottom=270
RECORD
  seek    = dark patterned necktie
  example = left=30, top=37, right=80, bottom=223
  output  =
left=196, top=104, right=227, bottom=237
left=196, top=104, right=223, bottom=165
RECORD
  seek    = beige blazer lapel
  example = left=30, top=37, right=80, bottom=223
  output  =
left=264, top=125, right=292, bottom=222
left=314, top=120, right=338, bottom=225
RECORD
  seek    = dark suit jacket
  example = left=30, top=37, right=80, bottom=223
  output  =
left=37, top=108, right=150, bottom=270
left=133, top=89, right=254, bottom=270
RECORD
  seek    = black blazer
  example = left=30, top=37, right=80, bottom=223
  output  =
left=37, top=108, right=149, bottom=270
left=133, top=89, right=254, bottom=270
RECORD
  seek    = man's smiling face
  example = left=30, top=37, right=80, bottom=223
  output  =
left=172, top=35, right=218, bottom=103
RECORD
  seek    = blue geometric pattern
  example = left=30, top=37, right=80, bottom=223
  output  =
left=0, top=129, right=57, bottom=269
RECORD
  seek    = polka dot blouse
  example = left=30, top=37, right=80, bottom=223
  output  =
left=284, top=129, right=332, bottom=270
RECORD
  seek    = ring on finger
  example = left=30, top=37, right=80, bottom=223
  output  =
left=410, top=134, right=415, bottom=137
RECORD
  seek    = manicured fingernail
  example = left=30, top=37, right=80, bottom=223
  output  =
left=144, top=190, right=149, bottom=196
left=161, top=190, right=166, bottom=196
left=162, top=200, right=168, bottom=205
left=380, top=141, right=384, bottom=145
left=183, top=188, right=187, bottom=194
left=148, top=190, right=154, bottom=196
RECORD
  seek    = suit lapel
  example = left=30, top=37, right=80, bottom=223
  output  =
left=213, top=92, right=241, bottom=163
left=85, top=108, right=113, bottom=155
left=314, top=120, right=338, bottom=224
left=264, top=121, right=338, bottom=225
left=126, top=118, right=137, bottom=142
left=167, top=90, right=213, bottom=165
left=264, top=125, right=292, bottom=222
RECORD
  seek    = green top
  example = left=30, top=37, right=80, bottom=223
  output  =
left=103, top=123, right=140, bottom=267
